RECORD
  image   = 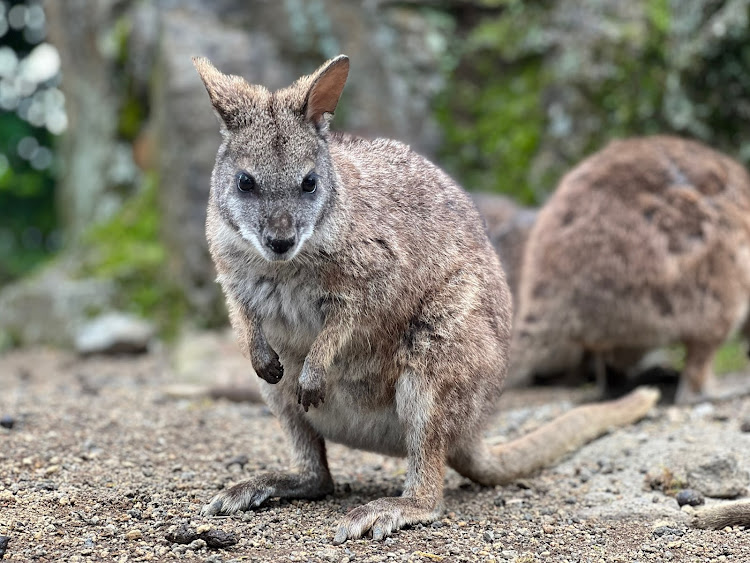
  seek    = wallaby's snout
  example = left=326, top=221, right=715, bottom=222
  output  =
left=262, top=211, right=298, bottom=258
left=265, top=235, right=296, bottom=255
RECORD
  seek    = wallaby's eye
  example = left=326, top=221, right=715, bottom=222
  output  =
left=301, top=172, right=318, bottom=194
left=236, top=172, right=256, bottom=193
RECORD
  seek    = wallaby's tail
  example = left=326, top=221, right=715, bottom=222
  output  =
left=450, top=387, right=660, bottom=485
left=693, top=500, right=750, bottom=529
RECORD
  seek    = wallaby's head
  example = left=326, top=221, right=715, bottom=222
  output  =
left=193, top=55, right=350, bottom=262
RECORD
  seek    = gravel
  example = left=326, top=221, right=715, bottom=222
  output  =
left=0, top=344, right=749, bottom=561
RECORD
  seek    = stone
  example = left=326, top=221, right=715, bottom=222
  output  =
left=165, top=524, right=237, bottom=549
left=0, top=415, right=14, bottom=430
left=686, top=454, right=748, bottom=499
left=75, top=312, right=154, bottom=355
left=0, top=261, right=115, bottom=349
left=675, top=489, right=705, bottom=507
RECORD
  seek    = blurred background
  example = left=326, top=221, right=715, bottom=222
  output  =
left=1, top=0, right=749, bottom=356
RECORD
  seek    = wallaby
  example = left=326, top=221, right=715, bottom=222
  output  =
left=471, top=193, right=536, bottom=300
left=511, top=136, right=750, bottom=403
left=474, top=194, right=647, bottom=387
left=193, top=55, right=659, bottom=543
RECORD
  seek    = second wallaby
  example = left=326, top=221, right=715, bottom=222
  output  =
left=471, top=193, right=537, bottom=301
left=193, top=55, right=658, bottom=543
left=511, top=136, right=750, bottom=403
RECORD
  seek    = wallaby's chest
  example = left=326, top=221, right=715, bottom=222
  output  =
left=233, top=269, right=326, bottom=358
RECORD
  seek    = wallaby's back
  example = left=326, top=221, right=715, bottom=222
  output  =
left=512, top=135, right=750, bottom=401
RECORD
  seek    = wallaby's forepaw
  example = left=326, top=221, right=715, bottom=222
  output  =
left=297, top=383, right=325, bottom=412
left=332, top=497, right=439, bottom=544
left=254, top=350, right=284, bottom=384
left=298, top=364, right=326, bottom=412
left=202, top=472, right=334, bottom=516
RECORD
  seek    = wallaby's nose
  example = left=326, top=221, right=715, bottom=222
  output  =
left=265, top=235, right=296, bottom=254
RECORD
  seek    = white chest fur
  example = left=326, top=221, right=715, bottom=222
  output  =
left=233, top=266, right=326, bottom=359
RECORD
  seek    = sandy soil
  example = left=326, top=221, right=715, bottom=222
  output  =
left=1, top=342, right=749, bottom=562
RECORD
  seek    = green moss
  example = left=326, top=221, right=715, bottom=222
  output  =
left=117, top=93, right=147, bottom=142
left=714, top=337, right=748, bottom=375
left=434, top=0, right=679, bottom=203
left=435, top=3, right=550, bottom=203
left=78, top=172, right=186, bottom=339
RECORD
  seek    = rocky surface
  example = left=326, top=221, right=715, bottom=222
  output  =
left=74, top=312, right=155, bottom=356
left=0, top=339, right=749, bottom=561
left=0, top=261, right=115, bottom=350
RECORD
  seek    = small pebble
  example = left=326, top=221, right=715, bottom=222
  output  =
left=0, top=536, right=8, bottom=558
left=202, top=529, right=238, bottom=549
left=483, top=530, right=494, bottom=542
left=0, top=415, right=14, bottom=429
left=188, top=539, right=207, bottom=551
left=740, top=420, right=750, bottom=433
left=675, top=489, right=705, bottom=507
left=125, top=529, right=143, bottom=540
left=226, top=455, right=249, bottom=470
left=653, top=525, right=685, bottom=538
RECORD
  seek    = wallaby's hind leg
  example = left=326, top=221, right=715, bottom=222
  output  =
left=202, top=399, right=333, bottom=515
left=675, top=341, right=719, bottom=404
left=332, top=372, right=445, bottom=544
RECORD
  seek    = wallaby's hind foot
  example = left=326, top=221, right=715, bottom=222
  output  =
left=333, top=497, right=442, bottom=544
left=202, top=470, right=334, bottom=516
left=203, top=396, right=334, bottom=516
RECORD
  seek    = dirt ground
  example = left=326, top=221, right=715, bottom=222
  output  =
left=1, top=340, right=749, bottom=562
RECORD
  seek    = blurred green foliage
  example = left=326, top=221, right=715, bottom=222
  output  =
left=77, top=173, right=187, bottom=338
left=668, top=337, right=748, bottom=375
left=0, top=0, right=59, bottom=285
left=0, top=113, right=57, bottom=282
left=435, top=0, right=750, bottom=203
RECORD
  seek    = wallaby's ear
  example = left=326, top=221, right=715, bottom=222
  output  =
left=304, top=55, right=349, bottom=127
left=192, top=56, right=252, bottom=131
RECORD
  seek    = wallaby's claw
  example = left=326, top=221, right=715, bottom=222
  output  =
left=256, top=353, right=284, bottom=384
left=332, top=497, right=435, bottom=544
left=297, top=384, right=325, bottom=412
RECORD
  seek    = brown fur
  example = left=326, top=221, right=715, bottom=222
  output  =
left=472, top=193, right=537, bottom=300
left=693, top=500, right=750, bottom=529
left=193, top=55, right=659, bottom=543
left=511, top=136, right=750, bottom=402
